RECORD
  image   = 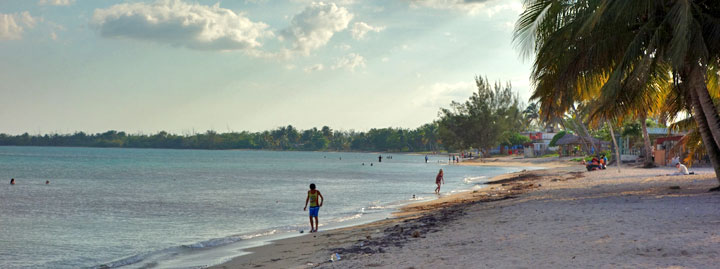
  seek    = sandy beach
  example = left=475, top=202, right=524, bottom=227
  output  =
left=211, top=157, right=720, bottom=268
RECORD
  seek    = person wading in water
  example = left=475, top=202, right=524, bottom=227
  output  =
left=434, top=169, right=444, bottom=194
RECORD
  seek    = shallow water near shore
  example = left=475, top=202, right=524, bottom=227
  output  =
left=0, top=146, right=522, bottom=268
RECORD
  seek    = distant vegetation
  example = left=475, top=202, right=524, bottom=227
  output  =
left=0, top=124, right=443, bottom=152
left=0, top=76, right=540, bottom=153
left=437, top=76, right=527, bottom=155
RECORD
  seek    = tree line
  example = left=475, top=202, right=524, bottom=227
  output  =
left=0, top=124, right=442, bottom=152
left=0, top=76, right=540, bottom=154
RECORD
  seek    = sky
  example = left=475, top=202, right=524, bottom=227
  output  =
left=0, top=0, right=533, bottom=135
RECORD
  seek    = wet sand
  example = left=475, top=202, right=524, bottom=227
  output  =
left=211, top=157, right=720, bottom=268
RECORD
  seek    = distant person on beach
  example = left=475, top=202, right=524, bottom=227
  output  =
left=425, top=155, right=429, bottom=163
left=586, top=157, right=601, bottom=171
left=668, top=163, right=694, bottom=175
left=602, top=155, right=608, bottom=168
left=10, top=178, right=15, bottom=185
left=435, top=169, right=444, bottom=194
left=303, top=183, right=324, bottom=233
left=378, top=155, right=382, bottom=162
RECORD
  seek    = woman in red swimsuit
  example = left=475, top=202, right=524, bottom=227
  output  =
left=435, top=169, right=444, bottom=194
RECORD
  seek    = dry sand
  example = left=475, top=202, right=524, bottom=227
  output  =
left=211, top=157, right=720, bottom=269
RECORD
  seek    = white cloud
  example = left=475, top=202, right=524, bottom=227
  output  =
left=485, top=1, right=523, bottom=17
left=20, top=12, right=39, bottom=28
left=350, top=22, right=385, bottom=40
left=408, top=0, right=521, bottom=16
left=0, top=12, right=40, bottom=41
left=47, top=21, right=66, bottom=40
left=280, top=2, right=353, bottom=55
left=0, top=14, right=23, bottom=40
left=91, top=0, right=273, bottom=51
left=413, top=81, right=476, bottom=108
left=331, top=53, right=365, bottom=71
left=304, top=63, right=324, bottom=72
left=290, top=0, right=356, bottom=5
left=38, top=0, right=75, bottom=6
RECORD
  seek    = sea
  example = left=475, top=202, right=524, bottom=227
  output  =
left=0, top=146, right=526, bottom=268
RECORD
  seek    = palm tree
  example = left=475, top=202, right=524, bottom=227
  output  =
left=523, top=102, right=540, bottom=130
left=514, top=0, right=720, bottom=189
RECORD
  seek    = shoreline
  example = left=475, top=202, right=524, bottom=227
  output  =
left=211, top=157, right=720, bottom=268
left=209, top=156, right=574, bottom=268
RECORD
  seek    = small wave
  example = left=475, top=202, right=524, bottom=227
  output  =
left=240, top=229, right=280, bottom=240
left=92, top=248, right=170, bottom=269
left=463, top=176, right=487, bottom=184
left=184, top=236, right=241, bottom=249
left=184, top=229, right=283, bottom=249
left=449, top=189, right=472, bottom=194
left=412, top=195, right=432, bottom=201
left=333, top=213, right=363, bottom=222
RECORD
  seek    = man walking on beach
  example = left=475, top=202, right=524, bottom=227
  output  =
left=303, top=183, right=324, bottom=233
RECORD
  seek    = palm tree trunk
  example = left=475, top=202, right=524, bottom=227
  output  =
left=690, top=67, right=720, bottom=150
left=571, top=119, right=591, bottom=154
left=607, top=120, right=621, bottom=172
left=577, top=117, right=597, bottom=155
left=571, top=105, right=596, bottom=155
left=640, top=114, right=655, bottom=168
left=689, top=81, right=720, bottom=190
left=581, top=121, right=597, bottom=155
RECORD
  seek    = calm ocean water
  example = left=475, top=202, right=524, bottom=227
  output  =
left=0, top=146, right=523, bottom=268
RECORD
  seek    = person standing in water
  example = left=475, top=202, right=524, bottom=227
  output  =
left=378, top=155, right=382, bottom=163
left=303, top=183, right=324, bottom=233
left=425, top=155, right=429, bottom=163
left=434, top=169, right=444, bottom=194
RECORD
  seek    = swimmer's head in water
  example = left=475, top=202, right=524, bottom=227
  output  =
left=310, top=183, right=316, bottom=190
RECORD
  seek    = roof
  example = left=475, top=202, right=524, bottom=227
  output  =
left=555, top=134, right=610, bottom=146
left=655, top=135, right=683, bottom=144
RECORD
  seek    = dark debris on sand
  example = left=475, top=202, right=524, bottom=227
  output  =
left=326, top=195, right=516, bottom=261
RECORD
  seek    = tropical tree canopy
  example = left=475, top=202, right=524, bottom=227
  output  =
left=514, top=0, right=720, bottom=187
left=438, top=76, right=524, bottom=153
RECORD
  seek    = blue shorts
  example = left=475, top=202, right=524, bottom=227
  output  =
left=309, top=206, right=319, bottom=217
